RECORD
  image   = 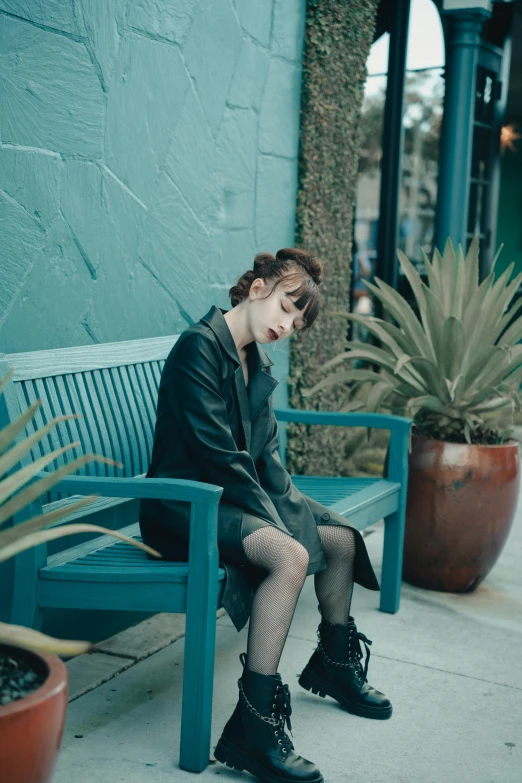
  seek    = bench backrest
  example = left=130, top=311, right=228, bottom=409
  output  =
left=0, top=336, right=179, bottom=487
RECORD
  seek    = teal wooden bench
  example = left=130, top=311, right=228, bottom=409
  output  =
left=0, top=336, right=411, bottom=773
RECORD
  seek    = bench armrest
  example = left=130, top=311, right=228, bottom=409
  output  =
left=35, top=472, right=223, bottom=506
left=274, top=408, right=412, bottom=433
left=274, top=408, right=412, bottom=485
left=11, top=475, right=222, bottom=629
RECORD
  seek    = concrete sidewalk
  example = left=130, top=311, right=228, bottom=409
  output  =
left=53, top=504, right=522, bottom=783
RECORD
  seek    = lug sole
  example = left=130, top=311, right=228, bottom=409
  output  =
left=298, top=668, right=393, bottom=720
left=214, top=736, right=324, bottom=783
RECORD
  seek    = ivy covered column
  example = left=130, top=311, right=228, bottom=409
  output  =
left=287, top=0, right=379, bottom=475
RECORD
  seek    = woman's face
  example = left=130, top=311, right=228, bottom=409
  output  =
left=247, top=275, right=306, bottom=345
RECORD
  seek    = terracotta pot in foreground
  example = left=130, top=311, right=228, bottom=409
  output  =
left=0, top=644, right=68, bottom=783
left=403, top=434, right=520, bottom=592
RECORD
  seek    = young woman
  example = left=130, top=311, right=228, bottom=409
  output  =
left=139, top=248, right=391, bottom=783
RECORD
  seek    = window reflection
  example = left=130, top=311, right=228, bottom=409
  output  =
left=353, top=0, right=445, bottom=338
left=353, top=74, right=387, bottom=338
left=399, top=68, right=444, bottom=270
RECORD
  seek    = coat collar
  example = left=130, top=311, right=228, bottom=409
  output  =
left=200, top=305, right=275, bottom=371
left=200, top=306, right=279, bottom=449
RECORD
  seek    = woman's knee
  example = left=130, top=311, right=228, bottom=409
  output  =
left=243, top=526, right=308, bottom=576
left=282, top=538, right=309, bottom=581
left=319, top=524, right=357, bottom=558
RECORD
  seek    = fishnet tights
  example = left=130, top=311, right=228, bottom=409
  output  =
left=314, top=524, right=356, bottom=625
left=242, top=524, right=357, bottom=675
left=242, top=526, right=308, bottom=675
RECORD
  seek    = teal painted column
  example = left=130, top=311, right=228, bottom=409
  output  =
left=434, top=8, right=490, bottom=250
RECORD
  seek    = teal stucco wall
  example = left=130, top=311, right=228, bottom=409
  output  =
left=0, top=0, right=306, bottom=639
left=0, top=0, right=304, bottom=363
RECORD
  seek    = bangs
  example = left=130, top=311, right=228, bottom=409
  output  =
left=282, top=273, right=320, bottom=329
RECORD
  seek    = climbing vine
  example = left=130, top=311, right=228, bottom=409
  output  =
left=287, top=0, right=379, bottom=475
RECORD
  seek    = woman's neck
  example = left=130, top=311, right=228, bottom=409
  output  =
left=224, top=305, right=253, bottom=355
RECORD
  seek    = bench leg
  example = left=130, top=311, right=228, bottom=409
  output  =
left=379, top=509, right=405, bottom=613
left=179, top=586, right=219, bottom=772
left=11, top=551, right=44, bottom=631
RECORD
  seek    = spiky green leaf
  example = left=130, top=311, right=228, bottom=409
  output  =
left=0, top=414, right=79, bottom=480
left=461, top=235, right=480, bottom=311
left=0, top=523, right=161, bottom=562
left=0, top=622, right=92, bottom=656
left=441, top=317, right=466, bottom=381
left=0, top=495, right=95, bottom=539
left=421, top=247, right=443, bottom=301
left=365, top=382, right=395, bottom=413
left=441, top=237, right=456, bottom=314
left=0, top=454, right=118, bottom=526
left=363, top=279, right=433, bottom=359
left=0, top=401, right=42, bottom=456
left=302, top=369, right=387, bottom=398
left=404, top=395, right=446, bottom=417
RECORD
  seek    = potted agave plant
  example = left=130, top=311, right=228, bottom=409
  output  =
left=305, top=237, right=521, bottom=592
left=0, top=371, right=159, bottom=783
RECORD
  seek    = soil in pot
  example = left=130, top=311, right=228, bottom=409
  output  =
left=1, top=649, right=46, bottom=706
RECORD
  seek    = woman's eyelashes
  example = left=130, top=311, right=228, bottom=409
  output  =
left=281, top=301, right=294, bottom=328
left=281, top=301, right=302, bottom=331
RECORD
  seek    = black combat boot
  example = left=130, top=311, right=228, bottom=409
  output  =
left=215, top=654, right=323, bottom=783
left=298, top=617, right=392, bottom=720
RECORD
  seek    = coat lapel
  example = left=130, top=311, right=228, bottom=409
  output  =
left=200, top=306, right=278, bottom=453
left=233, top=365, right=252, bottom=451
left=247, top=344, right=278, bottom=423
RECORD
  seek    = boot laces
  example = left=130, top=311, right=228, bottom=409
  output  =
left=317, top=626, right=372, bottom=682
left=237, top=679, right=294, bottom=751
left=273, top=684, right=294, bottom=751
left=275, top=683, right=293, bottom=734
left=350, top=628, right=372, bottom=681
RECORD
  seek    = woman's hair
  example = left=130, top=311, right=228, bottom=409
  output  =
left=229, top=248, right=323, bottom=330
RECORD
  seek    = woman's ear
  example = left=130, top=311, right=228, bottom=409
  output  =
left=249, top=277, right=266, bottom=300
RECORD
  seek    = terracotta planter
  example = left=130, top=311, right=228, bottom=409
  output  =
left=0, top=645, right=68, bottom=783
left=403, top=434, right=520, bottom=592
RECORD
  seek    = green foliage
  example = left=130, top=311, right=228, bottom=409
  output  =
left=305, top=238, right=522, bottom=445
left=288, top=0, right=380, bottom=475
left=0, top=371, right=159, bottom=656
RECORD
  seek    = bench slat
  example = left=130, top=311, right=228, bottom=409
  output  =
left=7, top=335, right=177, bottom=381
left=93, top=368, right=122, bottom=471
left=40, top=523, right=225, bottom=585
left=132, top=364, right=157, bottom=435
left=53, top=374, right=89, bottom=476
left=42, top=494, right=135, bottom=527
left=292, top=475, right=400, bottom=530
left=291, top=475, right=380, bottom=504
left=40, top=565, right=226, bottom=582
left=37, top=580, right=193, bottom=613
left=328, top=479, right=400, bottom=515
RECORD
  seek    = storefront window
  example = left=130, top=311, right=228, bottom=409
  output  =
left=353, top=0, right=445, bottom=337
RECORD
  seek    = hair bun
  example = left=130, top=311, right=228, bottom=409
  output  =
left=275, top=248, right=323, bottom=286
left=229, top=269, right=256, bottom=307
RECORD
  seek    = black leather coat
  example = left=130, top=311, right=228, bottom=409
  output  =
left=139, top=306, right=379, bottom=629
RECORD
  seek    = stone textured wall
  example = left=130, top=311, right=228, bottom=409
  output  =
left=0, top=0, right=305, bottom=378
left=287, top=0, right=379, bottom=476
